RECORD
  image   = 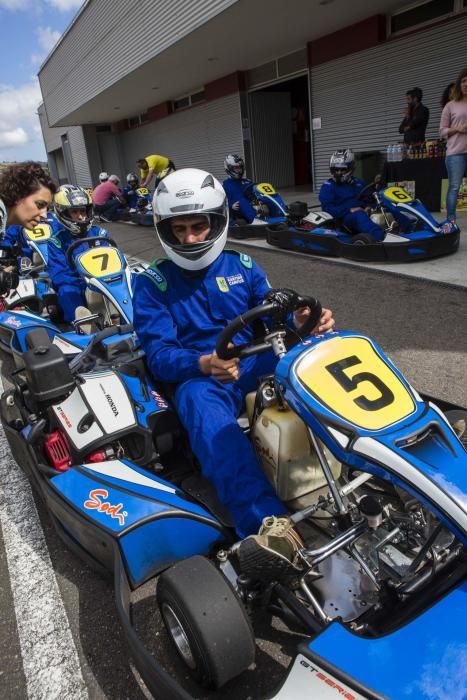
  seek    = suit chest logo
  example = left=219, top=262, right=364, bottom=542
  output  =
left=216, top=274, right=245, bottom=292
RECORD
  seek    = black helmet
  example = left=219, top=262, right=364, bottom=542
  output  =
left=224, top=154, right=245, bottom=180
left=54, top=185, right=93, bottom=237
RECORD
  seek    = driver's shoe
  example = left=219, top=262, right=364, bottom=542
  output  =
left=74, top=306, right=96, bottom=335
left=239, top=516, right=304, bottom=583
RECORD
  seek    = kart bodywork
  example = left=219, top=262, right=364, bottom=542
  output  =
left=267, top=186, right=460, bottom=262
left=0, top=289, right=466, bottom=699
left=228, top=182, right=290, bottom=239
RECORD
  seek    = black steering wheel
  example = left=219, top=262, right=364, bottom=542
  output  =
left=66, top=236, right=118, bottom=268
left=216, top=288, right=322, bottom=360
left=357, top=175, right=384, bottom=202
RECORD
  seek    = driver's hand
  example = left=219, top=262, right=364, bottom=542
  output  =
left=294, top=306, right=335, bottom=334
left=232, top=201, right=240, bottom=211
left=200, top=350, right=240, bottom=383
left=350, top=207, right=363, bottom=213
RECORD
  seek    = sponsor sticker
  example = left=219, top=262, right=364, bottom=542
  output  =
left=5, top=315, right=21, bottom=327
left=84, top=488, right=127, bottom=526
left=150, top=390, right=168, bottom=409
left=146, top=266, right=167, bottom=292
left=226, top=273, right=244, bottom=287
left=216, top=276, right=229, bottom=293
left=175, top=189, right=194, bottom=198
left=239, top=253, right=252, bottom=269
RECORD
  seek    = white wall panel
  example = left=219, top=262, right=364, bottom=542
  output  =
left=310, top=15, right=467, bottom=187
left=119, top=94, right=243, bottom=183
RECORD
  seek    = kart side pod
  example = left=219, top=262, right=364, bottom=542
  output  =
left=23, top=343, right=76, bottom=407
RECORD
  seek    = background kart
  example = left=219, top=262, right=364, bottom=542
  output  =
left=1, top=288, right=466, bottom=699
left=228, top=182, right=290, bottom=239
left=267, top=185, right=460, bottom=262
left=129, top=187, right=154, bottom=226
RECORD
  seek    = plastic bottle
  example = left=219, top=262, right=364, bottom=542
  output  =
left=387, top=144, right=393, bottom=162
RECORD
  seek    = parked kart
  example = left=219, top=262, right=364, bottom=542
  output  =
left=0, top=237, right=135, bottom=361
left=1, top=287, right=466, bottom=699
left=228, top=182, right=290, bottom=239
left=129, top=187, right=153, bottom=226
left=267, top=184, right=460, bottom=262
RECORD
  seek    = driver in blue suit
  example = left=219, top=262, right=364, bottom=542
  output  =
left=133, top=168, right=335, bottom=580
left=48, top=184, right=110, bottom=323
left=1, top=211, right=60, bottom=265
left=222, top=154, right=263, bottom=224
left=319, top=149, right=412, bottom=241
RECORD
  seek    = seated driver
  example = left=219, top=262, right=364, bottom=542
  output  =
left=319, top=149, right=411, bottom=241
left=48, top=184, right=110, bottom=324
left=133, top=168, right=335, bottom=579
left=222, top=153, right=267, bottom=224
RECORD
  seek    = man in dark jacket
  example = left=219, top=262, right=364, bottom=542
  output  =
left=399, top=88, right=429, bottom=144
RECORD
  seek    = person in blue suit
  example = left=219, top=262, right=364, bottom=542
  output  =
left=319, top=149, right=411, bottom=241
left=223, top=154, right=267, bottom=224
left=48, top=184, right=109, bottom=323
left=133, top=168, right=335, bottom=580
left=122, top=173, right=141, bottom=209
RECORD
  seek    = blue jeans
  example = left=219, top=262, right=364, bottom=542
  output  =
left=445, top=153, right=467, bottom=220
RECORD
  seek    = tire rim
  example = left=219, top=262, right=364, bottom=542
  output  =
left=161, top=603, right=196, bottom=669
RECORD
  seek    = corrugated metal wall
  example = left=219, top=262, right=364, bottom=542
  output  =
left=39, top=0, right=238, bottom=126
left=38, top=103, right=92, bottom=186
left=66, top=128, right=92, bottom=187
left=120, top=94, right=243, bottom=183
left=310, top=15, right=467, bottom=186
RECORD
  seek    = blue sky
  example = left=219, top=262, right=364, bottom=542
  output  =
left=0, top=0, right=84, bottom=163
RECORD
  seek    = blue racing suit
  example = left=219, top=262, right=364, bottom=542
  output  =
left=133, top=250, right=287, bottom=537
left=122, top=185, right=139, bottom=209
left=2, top=213, right=61, bottom=263
left=48, top=225, right=110, bottom=322
left=223, top=177, right=257, bottom=224
left=319, top=177, right=411, bottom=241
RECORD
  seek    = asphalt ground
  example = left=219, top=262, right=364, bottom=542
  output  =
left=1, top=223, right=466, bottom=699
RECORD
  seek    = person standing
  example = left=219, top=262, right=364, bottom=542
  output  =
left=399, top=88, right=430, bottom=144
left=439, top=68, right=467, bottom=224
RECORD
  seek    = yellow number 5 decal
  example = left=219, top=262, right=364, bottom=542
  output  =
left=295, top=336, right=415, bottom=430
left=78, top=247, right=123, bottom=277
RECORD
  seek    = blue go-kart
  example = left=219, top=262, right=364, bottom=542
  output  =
left=267, top=184, right=460, bottom=262
left=1, top=287, right=466, bottom=698
left=228, top=182, right=290, bottom=239
left=129, top=187, right=154, bottom=226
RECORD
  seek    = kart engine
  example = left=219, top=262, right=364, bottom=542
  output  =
left=246, top=381, right=464, bottom=630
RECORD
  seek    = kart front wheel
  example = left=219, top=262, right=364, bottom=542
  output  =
left=352, top=233, right=375, bottom=245
left=158, top=555, right=255, bottom=689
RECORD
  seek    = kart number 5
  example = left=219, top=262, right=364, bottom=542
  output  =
left=326, top=355, right=394, bottom=411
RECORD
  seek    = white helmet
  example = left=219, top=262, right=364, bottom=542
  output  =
left=126, top=173, right=138, bottom=185
left=153, top=168, right=228, bottom=271
left=0, top=198, right=7, bottom=238
left=109, top=174, right=120, bottom=184
left=99, top=172, right=109, bottom=182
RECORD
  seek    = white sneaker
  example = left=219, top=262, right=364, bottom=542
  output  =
left=74, top=306, right=95, bottom=335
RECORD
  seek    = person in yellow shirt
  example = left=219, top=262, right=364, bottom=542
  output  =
left=136, top=155, right=175, bottom=188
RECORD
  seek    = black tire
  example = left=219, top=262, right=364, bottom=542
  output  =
left=352, top=233, right=375, bottom=245
left=158, top=555, right=255, bottom=689
left=0, top=350, right=16, bottom=393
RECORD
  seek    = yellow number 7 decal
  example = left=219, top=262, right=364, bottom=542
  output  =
left=78, top=247, right=123, bottom=277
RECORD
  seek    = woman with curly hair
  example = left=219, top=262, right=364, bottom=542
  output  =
left=0, top=161, right=57, bottom=236
left=439, top=68, right=467, bottom=224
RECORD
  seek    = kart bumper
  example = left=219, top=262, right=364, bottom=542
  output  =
left=267, top=227, right=460, bottom=262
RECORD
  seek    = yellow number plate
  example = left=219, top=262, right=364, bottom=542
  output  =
left=136, top=187, right=149, bottom=195
left=384, top=187, right=413, bottom=203
left=295, top=336, right=415, bottom=430
left=78, top=247, right=122, bottom=277
left=256, top=183, right=276, bottom=195
left=24, top=223, right=52, bottom=241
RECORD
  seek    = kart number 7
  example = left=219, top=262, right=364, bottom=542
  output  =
left=78, top=247, right=123, bottom=277
left=295, top=336, right=415, bottom=430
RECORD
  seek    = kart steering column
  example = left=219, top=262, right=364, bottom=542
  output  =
left=307, top=427, right=351, bottom=528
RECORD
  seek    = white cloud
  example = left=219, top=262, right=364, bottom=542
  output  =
left=0, top=128, right=28, bottom=148
left=0, top=0, right=30, bottom=9
left=45, top=0, right=82, bottom=11
left=0, top=81, right=44, bottom=159
left=36, top=25, right=61, bottom=52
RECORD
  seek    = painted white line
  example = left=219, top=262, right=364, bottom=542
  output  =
left=0, top=375, right=89, bottom=699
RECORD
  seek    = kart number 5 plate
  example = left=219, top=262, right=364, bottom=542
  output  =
left=78, top=247, right=123, bottom=277
left=257, top=182, right=276, bottom=195
left=383, top=186, right=413, bottom=203
left=295, top=336, right=415, bottom=430
left=24, top=223, right=52, bottom=241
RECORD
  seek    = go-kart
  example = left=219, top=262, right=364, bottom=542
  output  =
left=0, top=236, right=135, bottom=362
left=228, top=182, right=291, bottom=239
left=267, top=184, right=460, bottom=262
left=129, top=187, right=153, bottom=226
left=1, top=287, right=465, bottom=699
left=0, top=221, right=55, bottom=314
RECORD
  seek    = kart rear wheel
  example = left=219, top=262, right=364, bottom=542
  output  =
left=352, top=233, right=375, bottom=245
left=0, top=350, right=16, bottom=393
left=158, top=555, right=255, bottom=689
